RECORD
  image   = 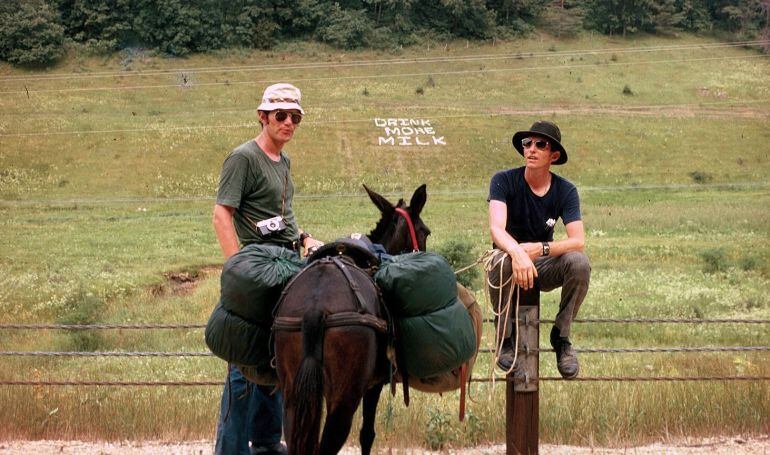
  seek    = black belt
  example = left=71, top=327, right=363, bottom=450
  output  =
left=268, top=240, right=300, bottom=252
left=242, top=240, right=300, bottom=252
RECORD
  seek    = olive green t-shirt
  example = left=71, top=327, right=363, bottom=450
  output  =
left=216, top=140, right=299, bottom=245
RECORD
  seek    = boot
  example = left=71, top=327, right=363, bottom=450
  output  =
left=550, top=326, right=579, bottom=379
left=496, top=337, right=518, bottom=371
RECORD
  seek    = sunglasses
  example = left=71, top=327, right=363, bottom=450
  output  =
left=273, top=111, right=302, bottom=125
left=521, top=138, right=549, bottom=150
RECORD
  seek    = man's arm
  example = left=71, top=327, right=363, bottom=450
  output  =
left=546, top=220, right=585, bottom=256
left=212, top=204, right=238, bottom=259
left=518, top=220, right=585, bottom=259
left=489, top=200, right=538, bottom=290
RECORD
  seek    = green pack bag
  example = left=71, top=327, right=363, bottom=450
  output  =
left=397, top=297, right=477, bottom=378
left=220, top=243, right=303, bottom=323
left=204, top=301, right=272, bottom=370
left=374, top=252, right=457, bottom=317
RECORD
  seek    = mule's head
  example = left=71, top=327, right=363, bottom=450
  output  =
left=364, top=184, right=431, bottom=254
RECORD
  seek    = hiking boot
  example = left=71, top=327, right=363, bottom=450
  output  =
left=251, top=442, right=288, bottom=455
left=550, top=326, right=579, bottom=379
left=496, top=338, right=519, bottom=372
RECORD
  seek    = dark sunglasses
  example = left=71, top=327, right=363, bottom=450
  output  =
left=273, top=111, right=302, bottom=125
left=521, top=137, right=549, bottom=150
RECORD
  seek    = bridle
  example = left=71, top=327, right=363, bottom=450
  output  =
left=394, top=207, right=420, bottom=252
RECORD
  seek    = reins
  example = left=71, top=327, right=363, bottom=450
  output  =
left=394, top=207, right=419, bottom=252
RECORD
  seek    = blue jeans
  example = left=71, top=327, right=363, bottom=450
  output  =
left=215, top=365, right=283, bottom=455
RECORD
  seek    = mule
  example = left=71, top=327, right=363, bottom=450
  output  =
left=273, top=184, right=429, bottom=455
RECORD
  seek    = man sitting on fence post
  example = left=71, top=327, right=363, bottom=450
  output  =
left=487, top=120, right=590, bottom=379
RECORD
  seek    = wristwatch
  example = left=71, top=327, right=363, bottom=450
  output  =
left=541, top=241, right=550, bottom=257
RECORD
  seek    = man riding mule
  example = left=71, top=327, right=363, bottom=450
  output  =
left=212, top=82, right=323, bottom=455
left=488, top=120, right=591, bottom=379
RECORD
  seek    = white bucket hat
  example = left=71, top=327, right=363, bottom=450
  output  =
left=257, top=83, right=304, bottom=114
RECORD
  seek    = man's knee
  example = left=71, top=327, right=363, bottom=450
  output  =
left=563, top=252, right=591, bottom=282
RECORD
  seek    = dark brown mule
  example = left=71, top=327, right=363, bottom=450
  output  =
left=274, top=184, right=430, bottom=455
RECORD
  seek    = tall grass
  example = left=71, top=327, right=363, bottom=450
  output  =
left=0, top=33, right=768, bottom=447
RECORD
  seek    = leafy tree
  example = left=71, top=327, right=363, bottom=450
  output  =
left=412, top=0, right=498, bottom=39
left=315, top=5, right=375, bottom=49
left=53, top=0, right=132, bottom=52
left=232, top=3, right=281, bottom=49
left=584, top=0, right=656, bottom=36
left=652, top=0, right=687, bottom=34
left=675, top=0, right=712, bottom=31
left=0, top=0, right=65, bottom=65
left=539, top=0, right=585, bottom=37
left=487, top=0, right=545, bottom=29
left=132, top=0, right=204, bottom=55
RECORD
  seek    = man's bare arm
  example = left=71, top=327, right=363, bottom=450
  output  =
left=212, top=204, right=238, bottom=259
left=489, top=200, right=538, bottom=290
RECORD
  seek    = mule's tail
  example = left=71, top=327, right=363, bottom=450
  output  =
left=291, top=308, right=325, bottom=454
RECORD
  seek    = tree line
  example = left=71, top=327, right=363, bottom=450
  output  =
left=0, top=0, right=767, bottom=66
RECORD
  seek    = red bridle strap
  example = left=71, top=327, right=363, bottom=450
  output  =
left=394, top=207, right=419, bottom=252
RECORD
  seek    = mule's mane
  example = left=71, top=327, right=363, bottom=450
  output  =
left=368, top=198, right=405, bottom=242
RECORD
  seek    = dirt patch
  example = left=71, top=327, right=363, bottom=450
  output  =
left=151, top=265, right=220, bottom=297
left=1, top=436, right=768, bottom=454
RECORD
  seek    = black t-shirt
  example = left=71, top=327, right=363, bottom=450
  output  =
left=488, top=167, right=581, bottom=243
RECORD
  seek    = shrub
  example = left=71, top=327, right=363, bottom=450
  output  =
left=699, top=248, right=730, bottom=274
left=434, top=238, right=480, bottom=289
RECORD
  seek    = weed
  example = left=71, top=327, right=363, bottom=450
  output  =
left=415, top=85, right=424, bottom=95
left=56, top=291, right=105, bottom=352
left=699, top=248, right=730, bottom=273
left=689, top=171, right=713, bottom=184
left=424, top=407, right=455, bottom=450
left=738, top=255, right=759, bottom=271
left=362, top=87, right=369, bottom=96
left=622, top=84, right=634, bottom=95
left=426, top=76, right=436, bottom=88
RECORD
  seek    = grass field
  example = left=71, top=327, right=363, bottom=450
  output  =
left=0, top=33, right=768, bottom=449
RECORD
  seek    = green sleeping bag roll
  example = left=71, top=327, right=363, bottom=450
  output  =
left=204, top=301, right=272, bottom=371
left=220, top=243, right=303, bottom=323
left=397, top=297, right=477, bottom=379
left=375, top=251, right=457, bottom=317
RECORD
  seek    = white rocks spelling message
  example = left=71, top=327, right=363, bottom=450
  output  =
left=374, top=118, right=446, bottom=146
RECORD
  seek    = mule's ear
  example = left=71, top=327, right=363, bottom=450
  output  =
left=410, top=184, right=427, bottom=216
left=363, top=184, right=394, bottom=214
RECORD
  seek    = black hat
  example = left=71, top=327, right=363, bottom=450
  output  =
left=512, top=120, right=568, bottom=165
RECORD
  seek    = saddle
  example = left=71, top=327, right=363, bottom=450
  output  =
left=305, top=237, right=380, bottom=272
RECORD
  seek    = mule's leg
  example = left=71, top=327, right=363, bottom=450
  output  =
left=318, top=400, right=360, bottom=455
left=360, top=383, right=384, bottom=455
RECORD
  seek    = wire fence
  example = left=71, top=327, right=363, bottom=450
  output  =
left=1, top=317, right=767, bottom=387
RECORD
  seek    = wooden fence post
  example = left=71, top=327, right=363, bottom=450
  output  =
left=506, top=288, right=540, bottom=454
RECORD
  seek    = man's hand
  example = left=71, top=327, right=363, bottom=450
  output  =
left=507, top=245, right=538, bottom=290
left=303, top=237, right=324, bottom=257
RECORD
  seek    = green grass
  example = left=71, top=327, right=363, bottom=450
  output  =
left=0, top=33, right=768, bottom=447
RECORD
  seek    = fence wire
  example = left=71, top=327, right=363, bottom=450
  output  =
left=1, top=376, right=768, bottom=387
left=3, top=346, right=769, bottom=357
left=1, top=318, right=768, bottom=331
left=1, top=318, right=767, bottom=386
